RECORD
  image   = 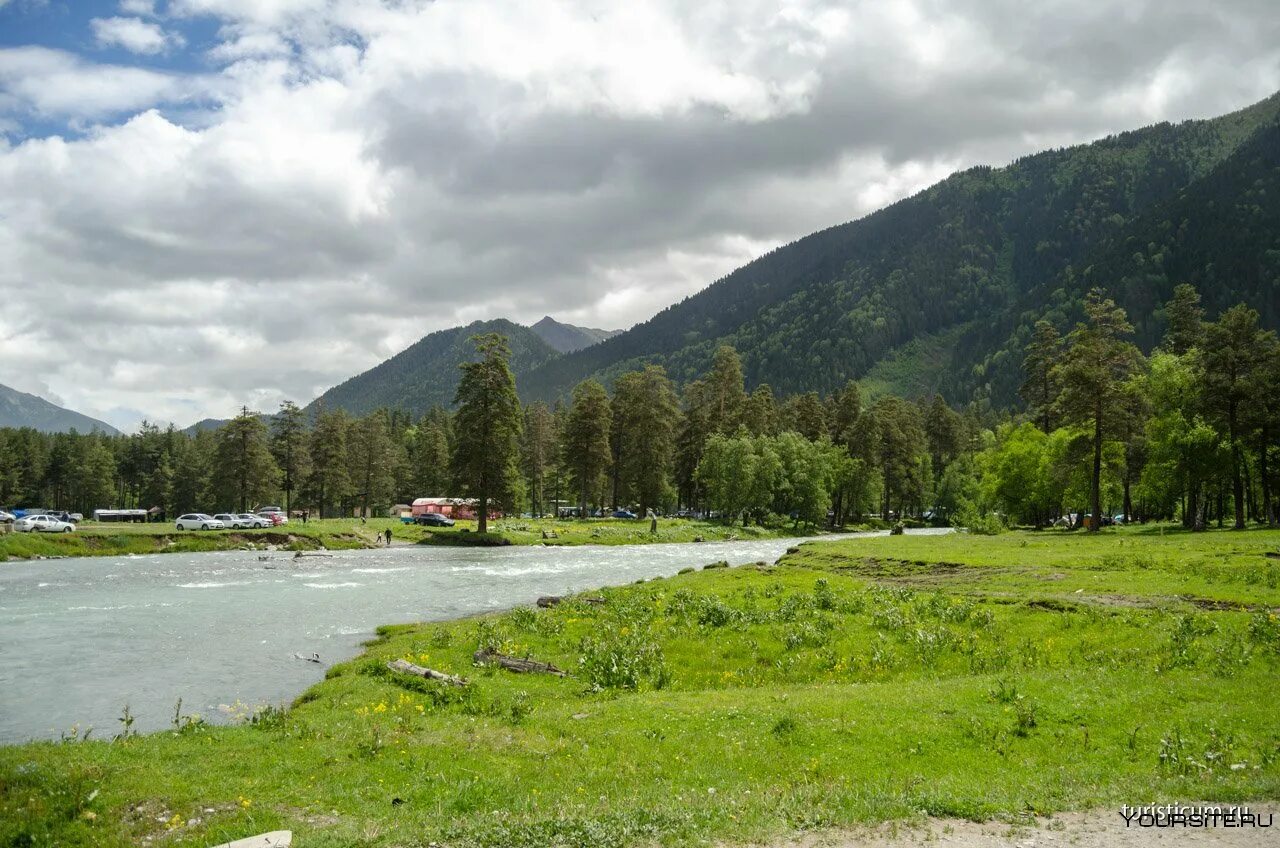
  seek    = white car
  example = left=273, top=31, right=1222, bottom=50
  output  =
left=0, top=510, right=15, bottom=523
left=175, top=513, right=225, bottom=531
left=15, top=514, right=76, bottom=533
left=213, top=513, right=252, bottom=529
left=256, top=507, right=288, bottom=525
left=237, top=513, right=273, bottom=529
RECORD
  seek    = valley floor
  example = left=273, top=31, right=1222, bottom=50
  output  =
left=2, top=526, right=1278, bottom=847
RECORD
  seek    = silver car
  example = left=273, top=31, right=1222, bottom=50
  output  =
left=15, top=514, right=76, bottom=533
left=175, top=513, right=225, bottom=531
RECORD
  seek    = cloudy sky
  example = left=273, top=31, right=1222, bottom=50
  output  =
left=1, top=0, right=1278, bottom=431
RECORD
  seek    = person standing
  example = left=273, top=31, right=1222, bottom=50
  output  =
left=384, top=528, right=393, bottom=547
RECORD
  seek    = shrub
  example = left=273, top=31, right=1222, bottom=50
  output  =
left=697, top=596, right=742, bottom=628
left=578, top=631, right=669, bottom=691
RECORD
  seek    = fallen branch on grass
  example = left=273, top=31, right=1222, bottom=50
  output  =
left=536, top=595, right=604, bottom=608
left=386, top=658, right=469, bottom=687
left=473, top=648, right=568, bottom=677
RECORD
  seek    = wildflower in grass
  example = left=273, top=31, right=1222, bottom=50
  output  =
left=238, top=796, right=252, bottom=808
left=166, top=813, right=184, bottom=830
left=374, top=702, right=388, bottom=713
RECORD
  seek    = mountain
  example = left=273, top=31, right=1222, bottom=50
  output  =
left=529, top=316, right=622, bottom=353
left=0, top=383, right=119, bottom=435
left=516, top=91, right=1280, bottom=407
left=305, top=319, right=560, bottom=418
left=182, top=418, right=231, bottom=435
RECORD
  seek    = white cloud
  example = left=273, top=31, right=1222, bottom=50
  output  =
left=0, top=0, right=1279, bottom=430
left=119, top=0, right=157, bottom=14
left=91, top=16, right=185, bottom=55
left=0, top=47, right=195, bottom=119
left=207, top=31, right=292, bottom=63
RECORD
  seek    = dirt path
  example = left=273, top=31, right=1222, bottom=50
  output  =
left=758, top=807, right=1279, bottom=847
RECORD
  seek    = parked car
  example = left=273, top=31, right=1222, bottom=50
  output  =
left=213, top=513, right=249, bottom=529
left=237, top=513, right=273, bottom=529
left=175, top=513, right=225, bottom=531
left=14, top=514, right=75, bottom=533
left=612, top=509, right=637, bottom=519
left=0, top=510, right=14, bottom=523
left=414, top=512, right=455, bottom=527
left=256, top=507, right=288, bottom=525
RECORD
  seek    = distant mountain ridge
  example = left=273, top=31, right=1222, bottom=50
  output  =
left=0, top=383, right=119, bottom=435
left=304, top=318, right=560, bottom=419
left=529, top=316, right=622, bottom=353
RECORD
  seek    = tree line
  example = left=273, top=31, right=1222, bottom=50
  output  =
left=2, top=286, right=1276, bottom=533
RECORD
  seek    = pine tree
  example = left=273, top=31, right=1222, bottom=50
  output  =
left=1021, top=320, right=1062, bottom=432
left=611, top=365, right=681, bottom=516
left=741, top=383, right=779, bottom=436
left=211, top=408, right=279, bottom=513
left=347, top=410, right=395, bottom=517
left=521, top=402, right=557, bottom=517
left=868, top=396, right=926, bottom=519
left=923, top=394, right=962, bottom=476
left=706, top=345, right=746, bottom=434
left=562, top=379, right=612, bottom=514
left=1052, top=289, right=1144, bottom=531
left=675, top=379, right=711, bottom=509
left=270, top=400, right=311, bottom=515
left=307, top=408, right=350, bottom=518
left=410, top=414, right=452, bottom=497
left=1201, top=305, right=1267, bottom=529
left=450, top=334, right=524, bottom=533
left=1163, top=283, right=1204, bottom=355
left=829, top=381, right=861, bottom=447
left=783, top=391, right=827, bottom=441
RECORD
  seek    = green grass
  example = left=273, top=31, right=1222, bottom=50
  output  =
left=2, top=527, right=1278, bottom=847
left=0, top=517, right=808, bottom=561
left=785, top=524, right=1280, bottom=608
left=419, top=517, right=814, bottom=547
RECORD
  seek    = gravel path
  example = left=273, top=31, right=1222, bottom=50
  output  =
left=758, top=807, right=1279, bottom=847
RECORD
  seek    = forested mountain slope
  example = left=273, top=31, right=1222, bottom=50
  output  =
left=0, top=384, right=118, bottom=435
left=306, top=319, right=559, bottom=418
left=518, top=91, right=1280, bottom=406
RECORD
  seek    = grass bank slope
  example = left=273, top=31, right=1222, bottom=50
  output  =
left=2, top=527, right=1277, bottom=847
left=1, top=517, right=811, bottom=561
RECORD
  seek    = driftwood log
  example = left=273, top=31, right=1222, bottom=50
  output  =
left=386, top=658, right=469, bottom=687
left=473, top=648, right=568, bottom=677
left=536, top=595, right=605, bottom=608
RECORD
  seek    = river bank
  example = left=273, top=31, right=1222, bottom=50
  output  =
left=0, top=516, right=825, bottom=561
left=2, top=527, right=1276, bottom=848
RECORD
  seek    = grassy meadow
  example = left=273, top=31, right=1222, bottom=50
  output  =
left=1, top=525, right=1278, bottom=847
left=0, top=516, right=810, bottom=561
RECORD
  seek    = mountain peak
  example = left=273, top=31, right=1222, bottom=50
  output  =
left=528, top=316, right=622, bottom=353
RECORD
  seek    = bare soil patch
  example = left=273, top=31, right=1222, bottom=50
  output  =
left=755, top=806, right=1279, bottom=847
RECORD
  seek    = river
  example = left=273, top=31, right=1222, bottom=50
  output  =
left=0, top=536, right=818, bottom=742
left=0, top=531, right=952, bottom=743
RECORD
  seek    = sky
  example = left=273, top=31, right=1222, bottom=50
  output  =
left=1, top=0, right=1279, bottom=432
